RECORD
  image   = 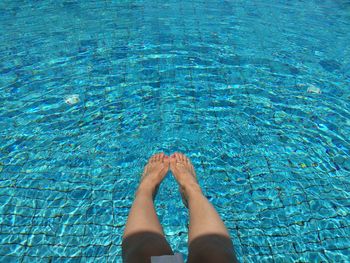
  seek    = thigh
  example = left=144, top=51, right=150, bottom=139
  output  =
left=188, top=234, right=238, bottom=263
left=122, top=232, right=174, bottom=263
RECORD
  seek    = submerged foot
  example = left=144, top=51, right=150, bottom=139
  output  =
left=169, top=152, right=200, bottom=207
left=139, top=153, right=169, bottom=198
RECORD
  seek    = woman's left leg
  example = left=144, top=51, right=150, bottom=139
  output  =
left=122, top=153, right=173, bottom=263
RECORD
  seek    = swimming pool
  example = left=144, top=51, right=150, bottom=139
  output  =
left=1, top=0, right=350, bottom=262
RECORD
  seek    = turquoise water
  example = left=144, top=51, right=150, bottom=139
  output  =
left=1, top=0, right=350, bottom=262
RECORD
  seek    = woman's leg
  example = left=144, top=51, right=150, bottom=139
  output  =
left=170, top=152, right=238, bottom=263
left=122, top=153, right=173, bottom=263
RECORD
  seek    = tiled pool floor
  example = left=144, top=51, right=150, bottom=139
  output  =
left=1, top=0, right=350, bottom=262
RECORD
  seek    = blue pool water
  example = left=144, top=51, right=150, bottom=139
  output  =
left=1, top=0, right=350, bottom=262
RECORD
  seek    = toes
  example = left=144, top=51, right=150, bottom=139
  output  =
left=150, top=154, right=159, bottom=163
left=183, top=154, right=189, bottom=163
left=171, top=152, right=192, bottom=164
left=151, top=152, right=192, bottom=165
left=149, top=155, right=155, bottom=163
left=175, top=152, right=182, bottom=162
left=170, top=153, right=176, bottom=164
left=164, top=155, right=169, bottom=164
left=151, top=153, right=165, bottom=162
left=159, top=152, right=165, bottom=162
left=179, top=152, right=185, bottom=162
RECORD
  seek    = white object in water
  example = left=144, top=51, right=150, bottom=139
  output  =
left=151, top=253, right=184, bottom=263
left=64, top=94, right=80, bottom=105
left=307, top=85, right=321, bottom=94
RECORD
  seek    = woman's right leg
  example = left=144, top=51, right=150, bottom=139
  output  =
left=169, top=152, right=238, bottom=263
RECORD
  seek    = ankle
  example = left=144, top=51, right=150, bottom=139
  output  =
left=136, top=181, right=157, bottom=196
left=182, top=182, right=203, bottom=197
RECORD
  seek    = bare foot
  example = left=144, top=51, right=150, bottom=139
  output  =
left=169, top=152, right=201, bottom=207
left=139, top=153, right=169, bottom=198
